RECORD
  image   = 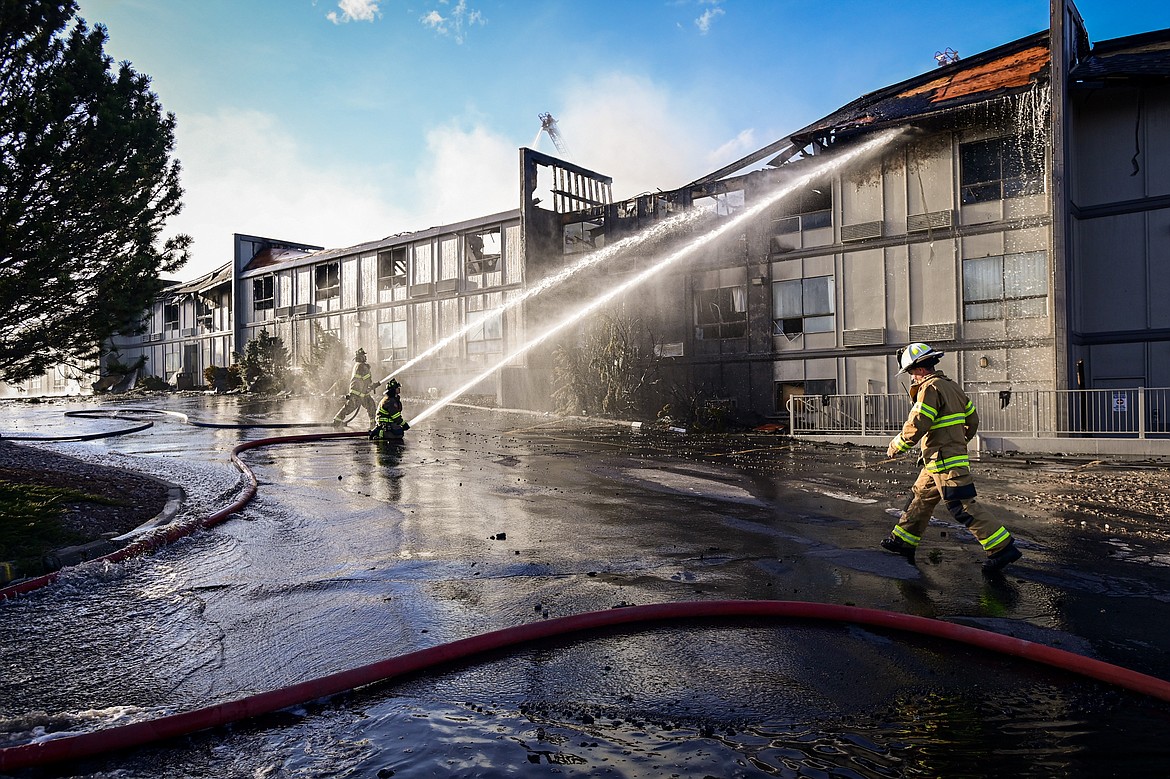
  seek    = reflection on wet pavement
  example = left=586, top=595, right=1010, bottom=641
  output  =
left=3, top=395, right=1170, bottom=775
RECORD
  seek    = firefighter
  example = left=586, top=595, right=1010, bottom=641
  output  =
left=331, top=349, right=378, bottom=425
left=370, top=378, right=410, bottom=442
left=880, top=342, right=1022, bottom=574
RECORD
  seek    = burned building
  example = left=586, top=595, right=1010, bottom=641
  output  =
left=100, top=0, right=1169, bottom=435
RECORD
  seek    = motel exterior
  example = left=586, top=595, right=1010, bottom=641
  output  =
left=78, top=1, right=1169, bottom=447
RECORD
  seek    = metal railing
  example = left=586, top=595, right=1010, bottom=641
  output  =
left=788, top=387, right=1170, bottom=439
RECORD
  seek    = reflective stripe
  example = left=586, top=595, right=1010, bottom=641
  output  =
left=892, top=526, right=921, bottom=546
left=932, top=412, right=967, bottom=429
left=927, top=454, right=970, bottom=472
left=892, top=436, right=913, bottom=453
left=981, top=526, right=1011, bottom=550
left=914, top=401, right=938, bottom=421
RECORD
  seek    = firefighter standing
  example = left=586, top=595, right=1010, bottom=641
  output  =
left=332, top=349, right=378, bottom=425
left=370, top=378, right=410, bottom=441
left=880, top=342, right=1022, bottom=574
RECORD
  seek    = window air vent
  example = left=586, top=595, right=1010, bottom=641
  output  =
left=180, top=328, right=197, bottom=337
left=842, top=328, right=886, bottom=347
left=435, top=278, right=458, bottom=293
left=907, top=210, right=953, bottom=233
left=841, top=220, right=883, bottom=242
left=909, top=322, right=956, bottom=342
left=293, top=303, right=313, bottom=315
left=275, top=306, right=292, bottom=318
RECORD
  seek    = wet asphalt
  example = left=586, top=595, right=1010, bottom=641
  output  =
left=3, top=394, right=1170, bottom=777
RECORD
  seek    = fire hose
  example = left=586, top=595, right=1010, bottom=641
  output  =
left=4, top=415, right=1170, bottom=771
left=2, top=599, right=1170, bottom=771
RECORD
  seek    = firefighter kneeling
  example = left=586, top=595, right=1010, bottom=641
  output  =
left=369, top=379, right=410, bottom=442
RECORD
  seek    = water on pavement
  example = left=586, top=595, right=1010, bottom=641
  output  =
left=2, top=395, right=1170, bottom=777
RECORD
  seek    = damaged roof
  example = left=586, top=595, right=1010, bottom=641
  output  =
left=1072, top=28, right=1170, bottom=85
left=242, top=245, right=320, bottom=273
left=786, top=30, right=1049, bottom=149
left=164, top=262, right=233, bottom=296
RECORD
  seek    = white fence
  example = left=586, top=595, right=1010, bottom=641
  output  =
left=788, top=387, right=1170, bottom=439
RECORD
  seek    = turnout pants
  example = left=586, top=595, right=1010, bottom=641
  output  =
left=334, top=393, right=376, bottom=422
left=891, top=466, right=1013, bottom=556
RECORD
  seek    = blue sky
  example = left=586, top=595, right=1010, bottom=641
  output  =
left=74, top=0, right=1170, bottom=281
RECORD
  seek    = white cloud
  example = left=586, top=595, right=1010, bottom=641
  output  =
left=164, top=77, right=761, bottom=282
left=695, top=2, right=724, bottom=34
left=327, top=0, right=380, bottom=24
left=166, top=110, right=403, bottom=278
left=410, top=121, right=517, bottom=225
left=419, top=0, right=484, bottom=44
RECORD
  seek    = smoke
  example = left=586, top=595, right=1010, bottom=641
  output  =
left=166, top=76, right=765, bottom=281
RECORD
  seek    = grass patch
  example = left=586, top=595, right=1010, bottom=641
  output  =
left=0, top=481, right=103, bottom=577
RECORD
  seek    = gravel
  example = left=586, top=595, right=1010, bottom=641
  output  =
left=0, top=440, right=170, bottom=539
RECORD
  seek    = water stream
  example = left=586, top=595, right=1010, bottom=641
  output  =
left=411, top=129, right=907, bottom=426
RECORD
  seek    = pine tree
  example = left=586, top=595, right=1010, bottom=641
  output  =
left=0, top=0, right=189, bottom=383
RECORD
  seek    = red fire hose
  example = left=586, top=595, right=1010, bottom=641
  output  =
left=5, top=420, right=1170, bottom=771
left=3, top=599, right=1170, bottom=772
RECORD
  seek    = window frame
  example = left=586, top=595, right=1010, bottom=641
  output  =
left=694, top=285, right=748, bottom=341
left=962, top=251, right=1048, bottom=321
left=252, top=275, right=275, bottom=311
left=465, top=296, right=504, bottom=359
left=771, top=275, right=836, bottom=338
left=314, top=262, right=340, bottom=300
left=771, top=183, right=832, bottom=235
left=377, top=248, right=407, bottom=291
left=959, top=136, right=1045, bottom=205
left=378, top=310, right=408, bottom=363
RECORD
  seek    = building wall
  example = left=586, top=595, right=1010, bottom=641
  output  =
left=234, top=214, right=522, bottom=401
left=1069, top=83, right=1170, bottom=390
left=658, top=103, right=1056, bottom=420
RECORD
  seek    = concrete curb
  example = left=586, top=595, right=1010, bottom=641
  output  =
left=43, top=478, right=185, bottom=571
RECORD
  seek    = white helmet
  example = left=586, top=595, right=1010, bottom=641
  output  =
left=897, top=342, right=944, bottom=374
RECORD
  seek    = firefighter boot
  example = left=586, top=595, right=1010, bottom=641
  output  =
left=880, top=537, right=917, bottom=564
left=982, top=541, right=1022, bottom=575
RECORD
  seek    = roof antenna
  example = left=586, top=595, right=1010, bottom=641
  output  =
left=934, top=47, right=960, bottom=67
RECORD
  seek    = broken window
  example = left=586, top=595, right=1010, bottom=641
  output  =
left=960, top=136, right=1044, bottom=204
left=564, top=219, right=605, bottom=255
left=694, top=189, right=745, bottom=218
left=465, top=228, right=502, bottom=275
left=253, top=275, right=274, bottom=310
left=377, top=247, right=407, bottom=290
left=962, top=251, right=1047, bottom=320
left=694, top=285, right=748, bottom=340
left=164, top=303, right=179, bottom=331
left=314, top=262, right=340, bottom=300
left=772, top=183, right=832, bottom=234
left=772, top=276, right=835, bottom=338
left=378, top=308, right=408, bottom=363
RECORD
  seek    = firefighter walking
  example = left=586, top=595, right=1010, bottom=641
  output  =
left=880, top=342, right=1022, bottom=574
left=332, top=349, right=378, bottom=425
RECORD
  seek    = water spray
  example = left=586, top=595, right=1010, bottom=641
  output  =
left=410, top=129, right=906, bottom=427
